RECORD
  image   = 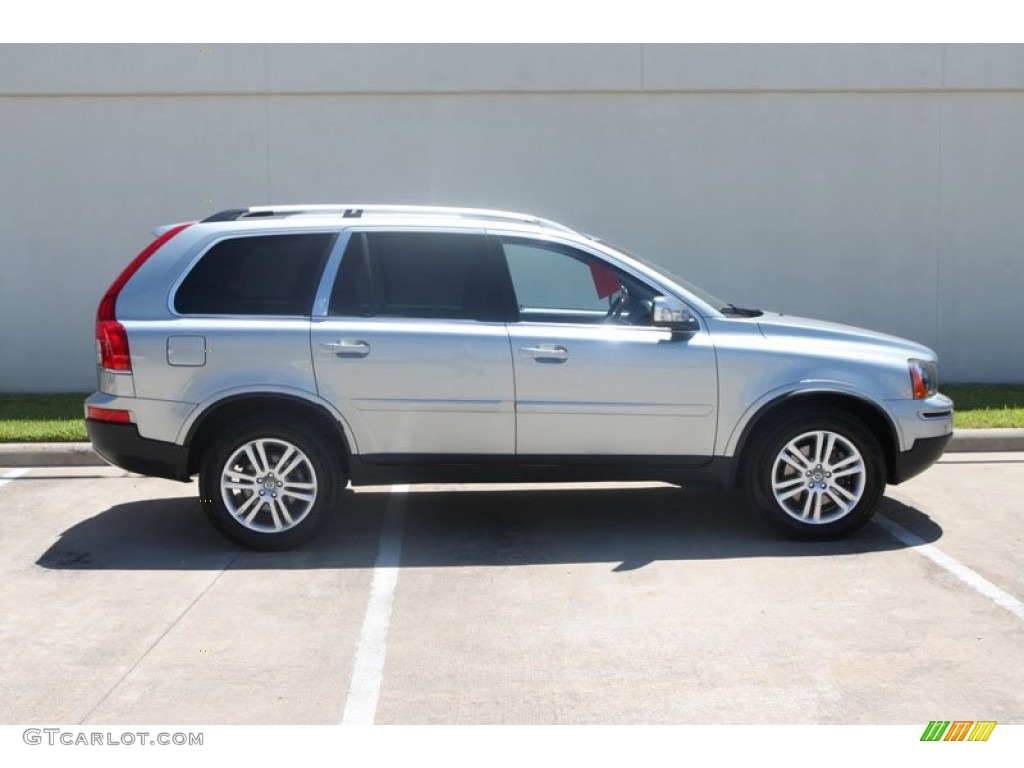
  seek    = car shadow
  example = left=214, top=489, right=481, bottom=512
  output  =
left=36, top=485, right=943, bottom=572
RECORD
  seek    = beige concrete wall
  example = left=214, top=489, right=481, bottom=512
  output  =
left=1, top=44, right=1022, bottom=391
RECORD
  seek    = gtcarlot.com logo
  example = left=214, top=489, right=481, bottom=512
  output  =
left=23, top=728, right=203, bottom=747
left=920, top=721, right=997, bottom=742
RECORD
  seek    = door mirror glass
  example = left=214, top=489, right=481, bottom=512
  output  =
left=652, top=296, right=700, bottom=334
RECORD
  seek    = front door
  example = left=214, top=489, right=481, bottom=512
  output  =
left=496, top=235, right=718, bottom=460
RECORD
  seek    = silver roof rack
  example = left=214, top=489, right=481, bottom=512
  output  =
left=236, top=204, right=578, bottom=234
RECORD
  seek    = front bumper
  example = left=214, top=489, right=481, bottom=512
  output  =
left=891, top=432, right=952, bottom=484
left=86, top=419, right=191, bottom=481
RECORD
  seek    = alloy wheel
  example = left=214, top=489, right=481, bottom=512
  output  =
left=770, top=430, right=866, bottom=524
left=219, top=438, right=318, bottom=533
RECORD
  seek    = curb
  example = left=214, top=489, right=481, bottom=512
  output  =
left=0, top=442, right=106, bottom=467
left=945, top=428, right=1024, bottom=453
left=2, top=430, right=1024, bottom=468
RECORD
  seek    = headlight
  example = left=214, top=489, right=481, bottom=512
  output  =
left=909, top=359, right=938, bottom=399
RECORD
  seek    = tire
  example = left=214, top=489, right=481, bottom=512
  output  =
left=198, top=418, right=343, bottom=550
left=742, top=407, right=885, bottom=540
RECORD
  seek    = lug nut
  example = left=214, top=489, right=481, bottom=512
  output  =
left=259, top=491, right=264, bottom=496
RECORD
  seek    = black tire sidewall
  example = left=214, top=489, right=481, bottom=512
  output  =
left=744, top=409, right=885, bottom=540
left=199, top=419, right=341, bottom=550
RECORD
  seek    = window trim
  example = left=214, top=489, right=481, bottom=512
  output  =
left=311, top=230, right=353, bottom=318
left=168, top=229, right=339, bottom=319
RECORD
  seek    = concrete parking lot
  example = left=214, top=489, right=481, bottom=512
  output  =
left=1, top=454, right=1021, bottom=725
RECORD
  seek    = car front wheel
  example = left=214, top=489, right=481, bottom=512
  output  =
left=743, top=408, right=885, bottom=540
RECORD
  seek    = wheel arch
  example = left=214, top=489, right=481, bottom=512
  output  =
left=183, top=391, right=354, bottom=477
left=730, top=390, right=900, bottom=488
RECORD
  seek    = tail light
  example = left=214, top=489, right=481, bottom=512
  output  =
left=96, top=224, right=191, bottom=371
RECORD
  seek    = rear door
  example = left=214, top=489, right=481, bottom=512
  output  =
left=496, top=235, right=718, bottom=460
left=311, top=229, right=515, bottom=459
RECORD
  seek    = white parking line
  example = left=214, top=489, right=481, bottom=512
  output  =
left=0, top=468, right=30, bottom=487
left=341, top=484, right=408, bottom=725
left=875, top=514, right=1024, bottom=621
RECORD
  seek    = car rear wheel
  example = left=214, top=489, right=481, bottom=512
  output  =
left=743, top=408, right=885, bottom=540
left=199, top=419, right=342, bottom=550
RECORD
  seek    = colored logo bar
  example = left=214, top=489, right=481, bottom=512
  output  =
left=920, top=721, right=997, bottom=742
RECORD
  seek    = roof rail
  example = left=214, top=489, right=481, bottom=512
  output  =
left=201, top=204, right=577, bottom=233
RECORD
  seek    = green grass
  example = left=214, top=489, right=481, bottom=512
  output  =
left=0, top=386, right=1022, bottom=442
left=942, top=385, right=1024, bottom=429
left=0, top=393, right=89, bottom=442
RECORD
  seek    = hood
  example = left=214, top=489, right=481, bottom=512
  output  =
left=756, top=312, right=937, bottom=360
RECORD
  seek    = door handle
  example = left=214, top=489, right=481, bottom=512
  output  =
left=320, top=339, right=370, bottom=358
left=519, top=344, right=569, bottom=362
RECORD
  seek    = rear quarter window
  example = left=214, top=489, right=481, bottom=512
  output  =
left=175, top=233, right=334, bottom=316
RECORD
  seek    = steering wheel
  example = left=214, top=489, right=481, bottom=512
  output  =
left=604, top=287, right=628, bottom=323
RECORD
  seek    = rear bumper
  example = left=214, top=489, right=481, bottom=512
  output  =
left=891, top=433, right=952, bottom=484
left=86, top=419, right=190, bottom=481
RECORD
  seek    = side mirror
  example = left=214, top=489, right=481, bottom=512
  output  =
left=652, top=296, right=700, bottom=335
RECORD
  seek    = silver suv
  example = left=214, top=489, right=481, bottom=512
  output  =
left=86, top=205, right=953, bottom=549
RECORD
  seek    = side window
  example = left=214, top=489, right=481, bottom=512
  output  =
left=499, top=237, right=656, bottom=325
left=329, top=231, right=494, bottom=320
left=175, top=233, right=334, bottom=316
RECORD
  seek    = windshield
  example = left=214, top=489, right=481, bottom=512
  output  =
left=594, top=239, right=731, bottom=312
